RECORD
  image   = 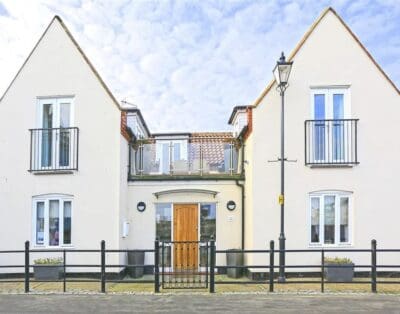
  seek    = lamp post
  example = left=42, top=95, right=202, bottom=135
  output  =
left=272, top=52, right=293, bottom=283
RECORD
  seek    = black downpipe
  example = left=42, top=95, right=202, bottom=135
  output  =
left=235, top=136, right=245, bottom=250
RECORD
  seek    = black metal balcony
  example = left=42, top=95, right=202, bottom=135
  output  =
left=305, top=119, right=359, bottom=166
left=29, top=127, right=79, bottom=172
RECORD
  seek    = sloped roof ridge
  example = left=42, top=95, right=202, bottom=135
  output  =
left=191, top=131, right=233, bottom=137
left=0, top=15, right=122, bottom=109
left=252, top=7, right=399, bottom=108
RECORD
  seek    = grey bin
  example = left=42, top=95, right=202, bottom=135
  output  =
left=127, top=251, right=145, bottom=278
left=226, top=249, right=243, bottom=278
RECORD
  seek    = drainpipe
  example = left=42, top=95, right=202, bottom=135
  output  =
left=235, top=135, right=245, bottom=250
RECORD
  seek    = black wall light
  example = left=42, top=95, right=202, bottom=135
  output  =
left=227, top=200, right=236, bottom=211
left=137, top=202, right=146, bottom=212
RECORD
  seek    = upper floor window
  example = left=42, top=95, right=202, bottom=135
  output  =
left=305, top=88, right=358, bottom=166
left=33, top=194, right=73, bottom=247
left=311, top=88, right=350, bottom=121
left=309, top=191, right=352, bottom=246
left=29, top=97, right=79, bottom=172
left=156, top=140, right=188, bottom=174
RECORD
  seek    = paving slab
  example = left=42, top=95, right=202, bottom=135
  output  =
left=0, top=293, right=399, bottom=313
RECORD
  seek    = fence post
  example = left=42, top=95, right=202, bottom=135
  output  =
left=209, top=238, right=215, bottom=293
left=269, top=240, right=274, bottom=292
left=100, top=240, right=106, bottom=293
left=24, top=241, right=30, bottom=293
left=371, top=239, right=377, bottom=293
left=63, top=249, right=66, bottom=293
left=154, top=239, right=160, bottom=293
left=321, top=249, right=325, bottom=293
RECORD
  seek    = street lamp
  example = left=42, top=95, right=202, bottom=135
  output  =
left=273, top=52, right=293, bottom=282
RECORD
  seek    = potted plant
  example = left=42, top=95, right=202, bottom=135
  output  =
left=324, top=257, right=354, bottom=282
left=34, top=257, right=64, bottom=280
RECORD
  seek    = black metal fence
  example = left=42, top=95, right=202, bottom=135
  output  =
left=213, top=239, right=400, bottom=293
left=160, top=241, right=209, bottom=289
left=0, top=240, right=155, bottom=293
left=0, top=239, right=399, bottom=293
left=29, top=127, right=79, bottom=172
left=305, top=119, right=358, bottom=166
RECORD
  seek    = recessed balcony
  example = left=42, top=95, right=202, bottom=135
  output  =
left=129, top=135, right=242, bottom=180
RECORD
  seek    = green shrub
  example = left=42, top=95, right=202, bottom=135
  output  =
left=324, top=257, right=353, bottom=264
left=34, top=257, right=63, bottom=265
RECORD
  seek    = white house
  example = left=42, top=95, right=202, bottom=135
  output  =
left=0, top=7, right=399, bottom=276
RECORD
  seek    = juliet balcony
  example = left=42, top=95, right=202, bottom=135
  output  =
left=129, top=134, right=242, bottom=180
left=305, top=119, right=359, bottom=166
left=29, top=127, right=79, bottom=172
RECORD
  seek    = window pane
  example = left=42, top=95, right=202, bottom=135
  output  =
left=63, top=201, right=72, bottom=245
left=162, top=143, right=169, bottom=174
left=340, top=197, right=349, bottom=243
left=49, top=200, right=59, bottom=246
left=324, top=196, right=335, bottom=244
left=333, top=94, right=345, bottom=160
left=314, top=94, right=326, bottom=161
left=156, top=204, right=172, bottom=267
left=59, top=103, right=70, bottom=128
left=200, top=204, right=216, bottom=242
left=173, top=143, right=180, bottom=161
left=333, top=94, right=344, bottom=119
left=310, top=197, right=320, bottom=243
left=314, top=94, right=325, bottom=119
left=41, top=103, right=53, bottom=167
left=156, top=204, right=172, bottom=242
left=59, top=102, right=71, bottom=167
left=36, top=202, right=45, bottom=245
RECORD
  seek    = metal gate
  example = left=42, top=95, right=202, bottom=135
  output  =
left=160, top=241, right=209, bottom=289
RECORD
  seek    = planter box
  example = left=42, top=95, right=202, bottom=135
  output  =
left=34, top=265, right=63, bottom=280
left=325, top=263, right=354, bottom=282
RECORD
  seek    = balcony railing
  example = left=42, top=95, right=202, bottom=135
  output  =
left=305, top=119, right=358, bottom=166
left=130, top=137, right=240, bottom=177
left=29, top=127, right=79, bottom=172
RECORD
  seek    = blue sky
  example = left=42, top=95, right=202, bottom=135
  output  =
left=0, top=0, right=399, bottom=132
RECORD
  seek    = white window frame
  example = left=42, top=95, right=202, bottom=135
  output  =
left=310, top=88, right=351, bottom=120
left=155, top=140, right=188, bottom=174
left=308, top=191, right=353, bottom=247
left=309, top=87, right=351, bottom=163
left=32, top=194, right=73, bottom=248
left=36, top=96, right=75, bottom=170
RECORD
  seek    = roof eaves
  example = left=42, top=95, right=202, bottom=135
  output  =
left=122, top=108, right=151, bottom=136
left=228, top=105, right=251, bottom=124
left=0, top=15, right=123, bottom=110
left=251, top=7, right=399, bottom=109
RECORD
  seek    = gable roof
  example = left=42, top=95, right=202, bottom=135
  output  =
left=0, top=16, right=121, bottom=110
left=252, top=7, right=399, bottom=108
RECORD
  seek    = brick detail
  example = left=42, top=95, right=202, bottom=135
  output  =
left=244, top=107, right=253, bottom=140
left=120, top=111, right=131, bottom=141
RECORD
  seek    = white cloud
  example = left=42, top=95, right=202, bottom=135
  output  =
left=0, top=0, right=399, bottom=132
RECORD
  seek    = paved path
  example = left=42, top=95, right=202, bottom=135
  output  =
left=0, top=293, right=399, bottom=313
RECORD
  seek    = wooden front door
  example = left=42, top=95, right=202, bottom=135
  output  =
left=173, top=204, right=198, bottom=270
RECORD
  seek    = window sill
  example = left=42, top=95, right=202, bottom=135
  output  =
left=32, top=245, right=75, bottom=250
left=30, top=170, right=76, bottom=175
left=308, top=243, right=353, bottom=249
left=307, top=164, right=358, bottom=168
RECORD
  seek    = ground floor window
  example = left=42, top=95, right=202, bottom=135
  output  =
left=310, top=191, right=351, bottom=246
left=200, top=204, right=216, bottom=241
left=33, top=195, right=72, bottom=246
